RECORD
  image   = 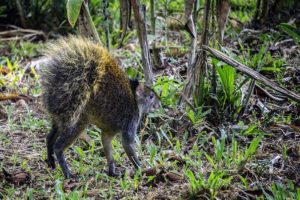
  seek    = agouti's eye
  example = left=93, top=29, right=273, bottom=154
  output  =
left=149, top=93, right=154, bottom=99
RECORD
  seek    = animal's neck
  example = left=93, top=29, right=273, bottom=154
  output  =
left=138, top=104, right=144, bottom=121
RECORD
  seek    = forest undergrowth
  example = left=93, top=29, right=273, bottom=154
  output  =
left=0, top=2, right=300, bottom=199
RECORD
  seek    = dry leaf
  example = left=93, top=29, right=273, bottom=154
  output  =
left=15, top=99, right=28, bottom=110
left=143, top=167, right=157, bottom=176
left=2, top=168, right=30, bottom=185
left=87, top=189, right=101, bottom=197
left=63, top=178, right=80, bottom=191
left=165, top=172, right=183, bottom=182
left=79, top=132, right=92, bottom=144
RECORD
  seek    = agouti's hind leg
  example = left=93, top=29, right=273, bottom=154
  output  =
left=102, top=133, right=120, bottom=177
left=46, top=123, right=59, bottom=169
left=54, top=119, right=87, bottom=179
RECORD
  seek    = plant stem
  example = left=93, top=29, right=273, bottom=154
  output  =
left=150, top=0, right=156, bottom=35
left=103, top=0, right=110, bottom=51
left=82, top=1, right=102, bottom=45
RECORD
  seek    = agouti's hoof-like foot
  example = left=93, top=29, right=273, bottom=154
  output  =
left=46, top=158, right=56, bottom=169
left=64, top=173, right=76, bottom=180
left=108, top=170, right=121, bottom=177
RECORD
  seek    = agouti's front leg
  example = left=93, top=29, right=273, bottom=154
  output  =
left=122, top=128, right=141, bottom=169
left=102, top=133, right=120, bottom=177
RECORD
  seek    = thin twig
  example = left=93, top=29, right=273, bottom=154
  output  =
left=180, top=92, right=196, bottom=112
left=254, top=84, right=286, bottom=102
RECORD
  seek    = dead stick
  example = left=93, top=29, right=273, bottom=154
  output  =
left=0, top=29, right=44, bottom=36
left=203, top=45, right=300, bottom=103
left=255, top=84, right=286, bottom=102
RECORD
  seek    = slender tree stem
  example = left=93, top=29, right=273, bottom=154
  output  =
left=82, top=1, right=102, bottom=45
left=195, top=0, right=211, bottom=105
left=150, top=0, right=156, bottom=35
left=131, top=0, right=154, bottom=86
left=103, top=0, right=110, bottom=51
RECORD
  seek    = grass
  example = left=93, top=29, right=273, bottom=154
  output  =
left=0, top=2, right=300, bottom=198
left=1, top=91, right=298, bottom=199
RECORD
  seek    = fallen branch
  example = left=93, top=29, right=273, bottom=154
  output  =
left=0, top=27, right=45, bottom=42
left=0, top=28, right=44, bottom=36
left=0, top=34, right=41, bottom=42
left=203, top=45, right=300, bottom=103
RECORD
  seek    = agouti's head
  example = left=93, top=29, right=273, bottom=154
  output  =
left=134, top=82, right=160, bottom=114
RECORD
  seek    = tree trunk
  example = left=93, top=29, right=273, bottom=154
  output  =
left=130, top=0, right=154, bottom=86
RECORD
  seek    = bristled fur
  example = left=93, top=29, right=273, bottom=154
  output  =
left=40, top=36, right=135, bottom=127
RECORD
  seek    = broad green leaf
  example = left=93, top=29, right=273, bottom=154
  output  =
left=232, top=139, right=237, bottom=163
left=55, top=179, right=65, bottom=200
left=243, top=124, right=257, bottom=135
left=126, top=67, right=138, bottom=79
left=245, top=134, right=262, bottom=159
left=6, top=58, right=13, bottom=71
left=187, top=110, right=195, bottom=124
left=186, top=170, right=197, bottom=191
left=74, top=146, right=86, bottom=158
left=66, top=0, right=84, bottom=28
left=205, top=153, right=216, bottom=169
left=161, top=77, right=169, bottom=97
left=217, top=64, right=236, bottom=103
left=278, top=23, right=300, bottom=44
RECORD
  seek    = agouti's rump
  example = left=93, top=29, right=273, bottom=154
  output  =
left=41, top=36, right=135, bottom=127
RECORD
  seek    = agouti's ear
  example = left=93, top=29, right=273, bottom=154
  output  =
left=129, top=79, right=139, bottom=92
left=136, top=83, right=145, bottom=97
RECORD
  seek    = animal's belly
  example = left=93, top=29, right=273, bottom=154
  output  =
left=88, top=114, right=122, bottom=134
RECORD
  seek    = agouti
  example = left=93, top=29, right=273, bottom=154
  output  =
left=40, top=36, right=160, bottom=178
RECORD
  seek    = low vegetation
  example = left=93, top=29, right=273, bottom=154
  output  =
left=0, top=0, right=299, bottom=199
